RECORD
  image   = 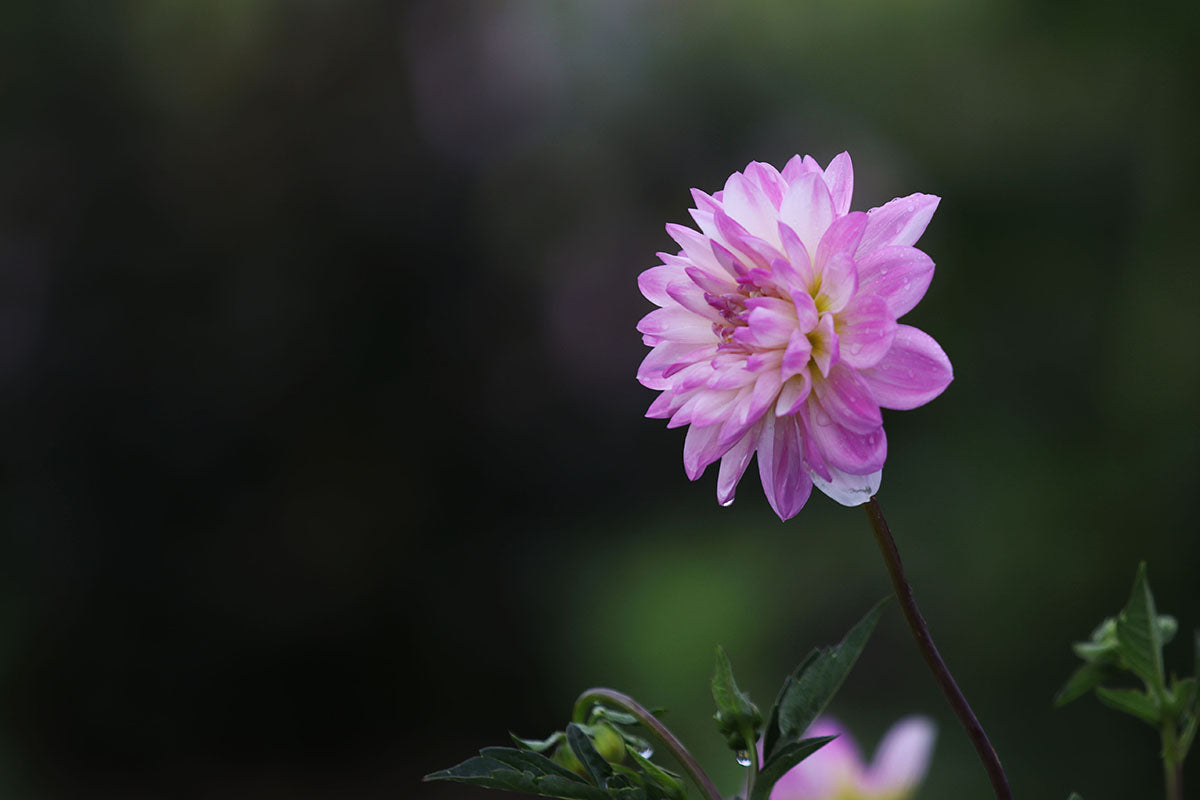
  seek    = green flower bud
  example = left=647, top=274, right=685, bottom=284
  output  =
left=552, top=742, right=587, bottom=777
left=592, top=723, right=627, bottom=764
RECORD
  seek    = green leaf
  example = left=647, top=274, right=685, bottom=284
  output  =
left=513, top=731, right=566, bottom=753
left=1114, top=563, right=1166, bottom=693
left=711, top=645, right=762, bottom=751
left=749, top=736, right=837, bottom=800
left=1094, top=686, right=1161, bottom=726
left=590, top=707, right=640, bottom=727
left=1055, top=661, right=1119, bottom=708
left=424, top=749, right=611, bottom=800
left=1169, top=677, right=1197, bottom=718
left=568, top=723, right=615, bottom=787
left=761, top=651, right=816, bottom=761
left=627, top=746, right=686, bottom=800
left=766, top=598, right=889, bottom=762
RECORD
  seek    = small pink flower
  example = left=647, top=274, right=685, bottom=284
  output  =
left=767, top=716, right=936, bottom=800
left=637, top=154, right=953, bottom=519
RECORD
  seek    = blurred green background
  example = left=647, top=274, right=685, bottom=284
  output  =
left=1, top=0, right=1198, bottom=797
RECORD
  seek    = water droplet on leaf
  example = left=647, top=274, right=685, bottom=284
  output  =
left=735, top=750, right=752, bottom=767
left=638, top=744, right=654, bottom=759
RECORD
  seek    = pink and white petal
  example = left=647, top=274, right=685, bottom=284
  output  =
left=806, top=399, right=887, bottom=475
left=646, top=389, right=689, bottom=419
left=777, top=222, right=817, bottom=289
left=836, top=294, right=898, bottom=370
left=791, top=291, right=818, bottom=333
left=716, top=421, right=763, bottom=506
left=814, top=251, right=857, bottom=314
left=756, top=414, right=813, bottom=521
left=767, top=718, right=862, bottom=800
left=823, top=152, right=855, bottom=216
left=685, top=265, right=734, bottom=295
left=637, top=307, right=718, bottom=344
left=860, top=325, right=953, bottom=410
left=689, top=388, right=743, bottom=428
left=665, top=222, right=724, bottom=274
left=637, top=342, right=714, bottom=389
left=812, top=364, right=883, bottom=434
left=718, top=371, right=781, bottom=448
left=809, top=313, right=840, bottom=377
left=781, top=154, right=820, bottom=184
left=733, top=306, right=795, bottom=349
left=687, top=208, right=721, bottom=241
left=743, top=161, right=787, bottom=208
left=863, top=716, right=936, bottom=796
left=774, top=373, right=811, bottom=416
left=815, top=211, right=868, bottom=268
left=638, top=264, right=689, bottom=306
left=796, top=405, right=832, bottom=483
left=810, top=464, right=882, bottom=507
left=682, top=422, right=728, bottom=481
left=782, top=329, right=813, bottom=381
left=690, top=187, right=722, bottom=215
left=779, top=173, right=835, bottom=257
left=857, top=193, right=940, bottom=255
left=723, top=172, right=781, bottom=246
left=665, top=281, right=723, bottom=320
left=856, top=245, right=936, bottom=319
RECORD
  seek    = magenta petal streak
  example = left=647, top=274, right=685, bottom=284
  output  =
left=637, top=153, right=953, bottom=520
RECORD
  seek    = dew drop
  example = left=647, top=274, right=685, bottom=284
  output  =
left=720, top=497, right=735, bottom=507
left=638, top=745, right=655, bottom=759
left=735, top=750, right=752, bottom=767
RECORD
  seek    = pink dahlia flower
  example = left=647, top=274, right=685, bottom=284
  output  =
left=766, top=716, right=936, bottom=800
left=637, top=154, right=953, bottom=519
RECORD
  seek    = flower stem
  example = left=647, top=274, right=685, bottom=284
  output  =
left=864, top=497, right=1013, bottom=800
left=1161, top=722, right=1182, bottom=800
left=741, top=722, right=760, bottom=798
left=572, top=687, right=723, bottom=800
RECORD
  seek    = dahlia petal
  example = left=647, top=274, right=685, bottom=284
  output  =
left=689, top=388, right=743, bottom=428
left=858, top=193, right=940, bottom=255
left=860, top=325, right=953, bottom=410
left=813, top=364, right=883, bottom=434
left=665, top=222, right=724, bottom=274
left=811, top=464, right=883, bottom=507
left=756, top=414, right=813, bottom=521
left=734, top=307, right=794, bottom=349
left=745, top=349, right=783, bottom=373
left=855, top=245, right=936, bottom=318
left=782, top=329, right=813, bottom=380
left=666, top=281, right=721, bottom=319
left=777, top=222, right=817, bottom=289
left=646, top=390, right=684, bottom=419
left=685, top=265, right=734, bottom=295
left=809, top=313, right=840, bottom=377
left=716, top=422, right=761, bottom=506
left=723, top=172, right=781, bottom=246
left=781, top=154, right=820, bottom=184
left=790, top=290, right=818, bottom=332
left=813, top=212, right=865, bottom=313
left=637, top=342, right=713, bottom=389
left=683, top=423, right=727, bottom=481
left=775, top=373, right=811, bottom=416
left=638, top=264, right=688, bottom=306
left=767, top=718, right=862, bottom=800
left=689, top=188, right=722, bottom=214
left=797, top=405, right=832, bottom=482
left=780, top=173, right=835, bottom=257
left=815, top=211, right=867, bottom=267
left=706, top=363, right=758, bottom=391
left=823, top=151, right=855, bottom=216
left=807, top=399, right=887, bottom=474
left=836, top=294, right=898, bottom=370
left=718, top=371, right=780, bottom=448
left=743, top=161, right=786, bottom=208
left=687, top=208, right=721, bottom=241
left=864, top=717, right=936, bottom=795
left=709, top=241, right=747, bottom=278
left=637, top=307, right=717, bottom=344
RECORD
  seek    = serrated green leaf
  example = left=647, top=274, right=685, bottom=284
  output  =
left=1055, top=661, right=1119, bottom=708
left=569, top=723, right=615, bottom=787
left=712, top=645, right=762, bottom=751
left=424, top=751, right=612, bottom=800
left=627, top=746, right=686, bottom=800
left=1114, top=563, right=1165, bottom=693
left=767, top=598, right=888, bottom=762
left=1094, top=686, right=1161, bottom=726
left=512, top=731, right=566, bottom=753
left=750, top=736, right=837, bottom=800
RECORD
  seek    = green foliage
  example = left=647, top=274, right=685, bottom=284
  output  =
left=748, top=736, right=837, bottom=800
left=1056, top=562, right=1199, bottom=792
left=762, top=597, right=889, bottom=764
left=711, top=645, right=763, bottom=752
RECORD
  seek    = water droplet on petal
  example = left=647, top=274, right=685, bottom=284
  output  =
left=720, top=497, right=735, bottom=507
left=735, top=750, right=752, bottom=767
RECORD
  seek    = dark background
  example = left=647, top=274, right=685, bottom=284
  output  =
left=1, top=1, right=1198, bottom=798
